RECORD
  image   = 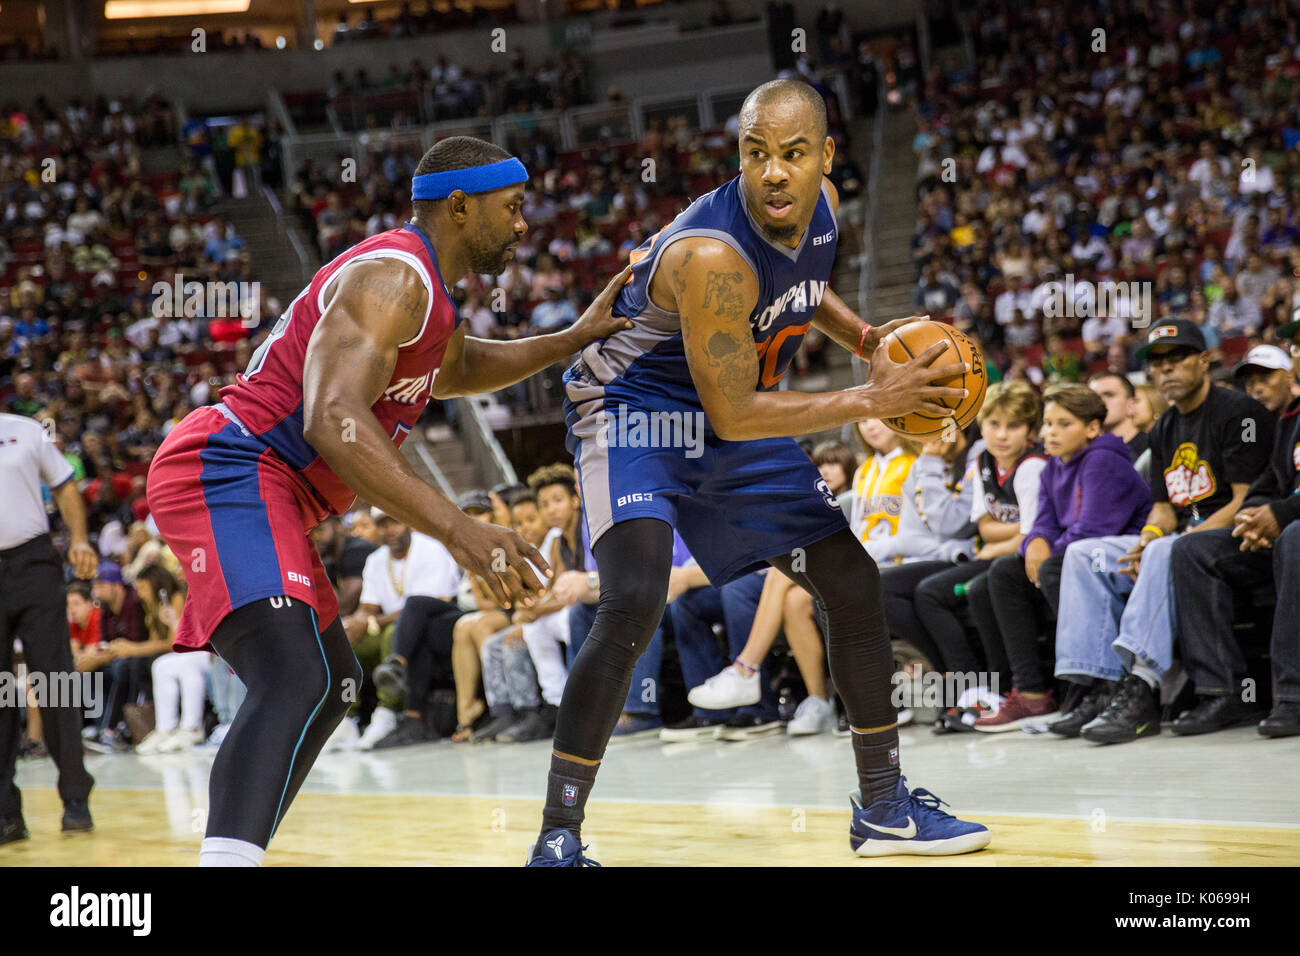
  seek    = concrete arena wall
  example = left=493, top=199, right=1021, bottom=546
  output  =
left=0, top=0, right=918, bottom=114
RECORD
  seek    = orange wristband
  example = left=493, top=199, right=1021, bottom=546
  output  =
left=855, top=324, right=873, bottom=359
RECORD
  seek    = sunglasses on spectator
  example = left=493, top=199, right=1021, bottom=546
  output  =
left=1145, top=348, right=1199, bottom=368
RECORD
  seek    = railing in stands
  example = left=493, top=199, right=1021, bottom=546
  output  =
left=267, top=87, right=297, bottom=139
left=461, top=396, right=519, bottom=489
left=852, top=69, right=887, bottom=388
left=409, top=441, right=457, bottom=499
left=260, top=184, right=313, bottom=292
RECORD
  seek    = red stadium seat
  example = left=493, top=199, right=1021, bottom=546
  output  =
left=1219, top=336, right=1251, bottom=365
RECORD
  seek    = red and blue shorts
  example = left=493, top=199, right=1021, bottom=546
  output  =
left=147, top=404, right=339, bottom=652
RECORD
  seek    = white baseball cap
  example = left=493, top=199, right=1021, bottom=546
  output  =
left=1233, top=344, right=1292, bottom=377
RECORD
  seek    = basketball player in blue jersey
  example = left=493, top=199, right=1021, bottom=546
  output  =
left=528, top=79, right=992, bottom=864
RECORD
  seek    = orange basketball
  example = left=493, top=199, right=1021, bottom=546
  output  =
left=877, top=322, right=987, bottom=439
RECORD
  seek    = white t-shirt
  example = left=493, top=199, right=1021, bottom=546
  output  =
left=0, top=413, right=76, bottom=549
left=359, top=531, right=463, bottom=615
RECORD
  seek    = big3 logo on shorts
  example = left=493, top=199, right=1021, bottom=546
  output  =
left=815, top=477, right=839, bottom=509
left=1163, top=442, right=1216, bottom=506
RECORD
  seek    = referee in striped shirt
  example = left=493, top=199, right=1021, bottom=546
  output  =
left=0, top=411, right=97, bottom=844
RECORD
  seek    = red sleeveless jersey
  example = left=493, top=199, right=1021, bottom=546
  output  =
left=219, top=222, right=459, bottom=516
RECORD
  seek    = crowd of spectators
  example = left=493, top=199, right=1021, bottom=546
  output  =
left=12, top=0, right=1300, bottom=766
left=911, top=0, right=1300, bottom=389
left=1, top=92, right=278, bottom=625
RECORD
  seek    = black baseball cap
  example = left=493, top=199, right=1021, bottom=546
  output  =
left=457, top=489, right=493, bottom=515
left=1134, top=319, right=1207, bottom=361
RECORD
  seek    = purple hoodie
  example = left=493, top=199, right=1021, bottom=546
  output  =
left=1020, top=432, right=1152, bottom=556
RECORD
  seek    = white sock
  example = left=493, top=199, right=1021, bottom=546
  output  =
left=199, top=837, right=266, bottom=867
left=1131, top=664, right=1160, bottom=692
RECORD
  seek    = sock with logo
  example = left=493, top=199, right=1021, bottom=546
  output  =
left=852, top=725, right=902, bottom=806
left=538, top=752, right=600, bottom=842
left=199, top=836, right=265, bottom=867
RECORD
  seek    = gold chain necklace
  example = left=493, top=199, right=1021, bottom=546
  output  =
left=387, top=550, right=408, bottom=598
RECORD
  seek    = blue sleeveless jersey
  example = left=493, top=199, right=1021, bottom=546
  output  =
left=566, top=174, right=839, bottom=426
left=560, top=174, right=850, bottom=584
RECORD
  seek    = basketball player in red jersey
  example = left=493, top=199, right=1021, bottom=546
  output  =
left=146, top=137, right=632, bottom=866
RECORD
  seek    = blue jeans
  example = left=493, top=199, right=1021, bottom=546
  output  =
left=567, top=601, right=597, bottom=666
left=566, top=598, right=665, bottom=717
left=670, top=571, right=778, bottom=721
left=1054, top=534, right=1181, bottom=683
left=207, top=654, right=247, bottom=725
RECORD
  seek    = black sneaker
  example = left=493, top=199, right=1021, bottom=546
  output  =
left=62, top=798, right=93, bottom=833
left=0, top=814, right=28, bottom=846
left=372, top=654, right=408, bottom=699
left=834, top=710, right=851, bottom=737
left=1080, top=674, right=1161, bottom=744
left=1050, top=681, right=1115, bottom=738
left=659, top=714, right=724, bottom=743
left=1259, top=701, right=1300, bottom=738
left=372, top=714, right=436, bottom=749
left=470, top=707, right=519, bottom=744
left=933, top=704, right=988, bottom=734
left=716, top=713, right=784, bottom=741
left=497, top=704, right=558, bottom=743
left=1171, top=695, right=1263, bottom=736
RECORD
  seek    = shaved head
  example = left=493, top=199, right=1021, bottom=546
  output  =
left=739, top=79, right=829, bottom=144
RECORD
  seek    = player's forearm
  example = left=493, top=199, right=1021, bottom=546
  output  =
left=712, top=384, right=878, bottom=442
left=811, top=288, right=866, bottom=353
left=432, top=329, right=583, bottom=398
left=305, top=403, right=466, bottom=543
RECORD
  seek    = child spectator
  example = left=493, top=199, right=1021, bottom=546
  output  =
left=848, top=419, right=919, bottom=550
left=470, top=491, right=548, bottom=743
left=975, top=384, right=1152, bottom=732
left=914, top=382, right=1046, bottom=728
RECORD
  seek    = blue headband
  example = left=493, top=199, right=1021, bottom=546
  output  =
left=411, top=157, right=528, bottom=201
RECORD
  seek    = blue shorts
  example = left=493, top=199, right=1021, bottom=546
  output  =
left=562, top=378, right=849, bottom=586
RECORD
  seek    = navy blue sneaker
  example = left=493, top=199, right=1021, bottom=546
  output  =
left=608, top=713, right=663, bottom=744
left=526, top=829, right=601, bottom=867
left=849, top=778, right=991, bottom=857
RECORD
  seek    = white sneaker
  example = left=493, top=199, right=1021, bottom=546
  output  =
left=324, top=716, right=360, bottom=753
left=357, top=707, right=398, bottom=751
left=202, top=723, right=232, bottom=749
left=687, top=665, right=760, bottom=710
left=898, top=708, right=915, bottom=727
left=159, top=728, right=205, bottom=753
left=134, top=729, right=176, bottom=755
left=787, top=695, right=835, bottom=736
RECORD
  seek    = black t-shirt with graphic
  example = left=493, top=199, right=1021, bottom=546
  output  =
left=1147, top=385, right=1274, bottom=530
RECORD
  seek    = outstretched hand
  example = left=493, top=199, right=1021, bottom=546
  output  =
left=568, top=264, right=635, bottom=346
left=445, top=517, right=551, bottom=609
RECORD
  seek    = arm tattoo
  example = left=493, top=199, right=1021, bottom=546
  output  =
left=702, top=270, right=748, bottom=321
left=693, top=269, right=756, bottom=404
left=352, top=269, right=424, bottom=321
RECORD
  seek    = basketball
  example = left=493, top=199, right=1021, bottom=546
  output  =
left=878, top=322, right=987, bottom=439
